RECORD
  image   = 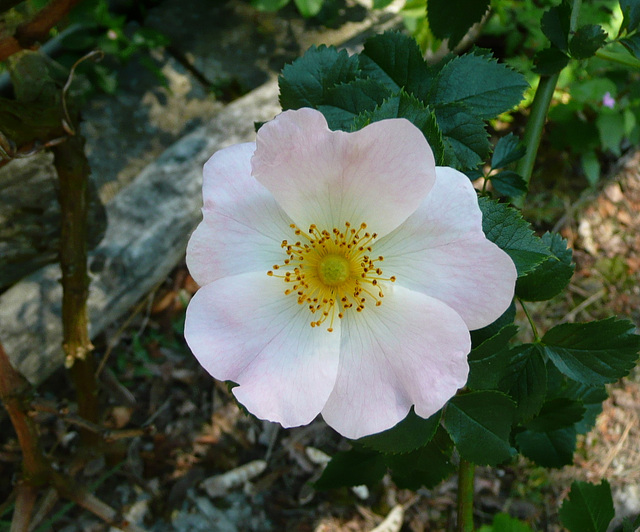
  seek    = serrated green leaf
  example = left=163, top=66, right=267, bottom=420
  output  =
left=541, top=1, right=571, bottom=51
left=533, top=47, right=570, bottom=76
left=491, top=133, right=526, bottom=169
left=569, top=25, right=608, bottom=59
left=490, top=171, right=528, bottom=198
left=278, top=46, right=359, bottom=110
left=293, top=0, right=323, bottom=17
left=620, top=0, right=640, bottom=34
left=471, top=301, right=516, bottom=347
left=314, top=448, right=386, bottom=490
left=353, top=92, right=446, bottom=163
left=468, top=324, right=519, bottom=390
left=620, top=33, right=640, bottom=59
left=516, top=232, right=574, bottom=301
left=357, top=409, right=441, bottom=454
left=431, top=50, right=528, bottom=118
left=427, top=0, right=490, bottom=49
left=478, top=513, right=535, bottom=532
left=559, top=480, right=615, bottom=532
left=386, top=428, right=454, bottom=489
left=444, top=391, right=516, bottom=465
left=435, top=103, right=489, bottom=169
left=478, top=198, right=551, bottom=276
left=542, top=318, right=640, bottom=385
left=318, top=78, right=392, bottom=131
left=515, top=426, right=576, bottom=467
left=498, top=344, right=548, bottom=421
left=525, top=398, right=585, bottom=432
left=359, top=31, right=434, bottom=99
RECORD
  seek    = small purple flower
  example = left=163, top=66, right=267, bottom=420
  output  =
left=602, top=92, right=615, bottom=109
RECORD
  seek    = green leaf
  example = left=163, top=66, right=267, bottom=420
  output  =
left=314, top=448, right=386, bottom=489
left=279, top=46, right=359, bottom=110
left=431, top=50, right=528, bottom=118
left=533, top=47, right=570, bottom=76
left=569, top=25, right=608, bottom=60
left=620, top=0, right=640, bottom=33
left=471, top=301, right=516, bottom=347
left=359, top=31, right=434, bottom=100
left=435, top=103, right=489, bottom=169
left=357, top=408, right=441, bottom=454
left=386, top=428, right=455, bottom=489
left=559, top=480, right=615, bottom=532
left=478, top=513, right=535, bottom=532
left=597, top=111, right=625, bottom=156
left=561, top=381, right=608, bottom=434
left=318, top=78, right=392, bottom=131
left=468, top=324, right=519, bottom=390
left=621, top=513, right=640, bottom=532
left=515, top=426, right=576, bottom=467
left=541, top=1, right=571, bottom=51
left=582, top=151, right=601, bottom=187
left=250, top=0, right=290, bottom=11
left=542, top=318, right=640, bottom=385
left=498, top=344, right=547, bottom=421
left=516, top=232, right=574, bottom=301
left=353, top=92, right=446, bottom=164
left=427, top=0, right=490, bottom=49
left=293, top=0, right=323, bottom=17
left=525, top=398, right=585, bottom=432
left=478, top=197, right=551, bottom=276
left=490, top=171, right=528, bottom=198
left=444, top=391, right=516, bottom=465
left=620, top=33, right=640, bottom=59
left=491, top=133, right=526, bottom=169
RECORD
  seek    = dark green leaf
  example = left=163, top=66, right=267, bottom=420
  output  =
left=515, top=426, right=576, bottom=468
left=478, top=197, right=551, bottom=276
left=250, top=0, right=289, bottom=11
left=542, top=318, right=640, bottom=385
left=569, top=25, right=608, bottom=59
left=491, top=133, right=526, bottom=169
left=516, top=232, right=574, bottom=301
left=490, top=171, right=528, bottom=198
left=431, top=49, right=528, bottom=118
left=468, top=325, right=519, bottom=390
left=435, top=103, right=489, bottom=169
left=559, top=480, right=615, bottom=532
left=386, top=428, right=454, bottom=489
left=471, top=301, right=516, bottom=347
left=621, top=513, right=640, bottom=532
left=498, top=344, right=547, bottom=421
left=525, top=398, right=585, bottom=432
left=353, top=92, right=446, bottom=163
left=620, top=0, right=640, bottom=33
left=620, top=33, right=640, bottom=60
left=541, top=1, right=571, bottom=51
left=279, top=46, right=359, bottom=110
left=359, top=31, right=434, bottom=99
left=314, top=448, right=386, bottom=489
left=533, top=47, right=570, bottom=76
left=293, top=0, right=323, bottom=17
left=444, top=391, right=516, bottom=465
left=318, top=78, right=392, bottom=131
left=427, top=0, right=490, bottom=48
left=357, top=409, right=441, bottom=454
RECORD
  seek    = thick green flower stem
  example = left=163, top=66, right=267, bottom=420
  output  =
left=53, top=134, right=100, bottom=449
left=514, top=72, right=560, bottom=208
left=457, top=458, right=475, bottom=532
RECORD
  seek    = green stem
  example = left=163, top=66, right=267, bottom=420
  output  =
left=595, top=47, right=640, bottom=69
left=519, top=298, right=540, bottom=342
left=457, top=458, right=475, bottom=532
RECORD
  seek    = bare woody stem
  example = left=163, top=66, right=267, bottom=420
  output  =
left=52, top=133, right=100, bottom=448
left=457, top=458, right=475, bottom=532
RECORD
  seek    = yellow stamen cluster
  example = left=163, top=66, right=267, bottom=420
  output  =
left=267, top=222, right=396, bottom=332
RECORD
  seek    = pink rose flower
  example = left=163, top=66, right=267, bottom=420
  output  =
left=602, top=92, right=615, bottom=109
left=184, top=108, right=517, bottom=439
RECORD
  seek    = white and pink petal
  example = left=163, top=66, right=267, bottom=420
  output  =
left=251, top=108, right=437, bottom=238
left=185, top=271, right=341, bottom=428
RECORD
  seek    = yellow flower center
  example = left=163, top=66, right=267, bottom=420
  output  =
left=267, top=222, right=396, bottom=332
